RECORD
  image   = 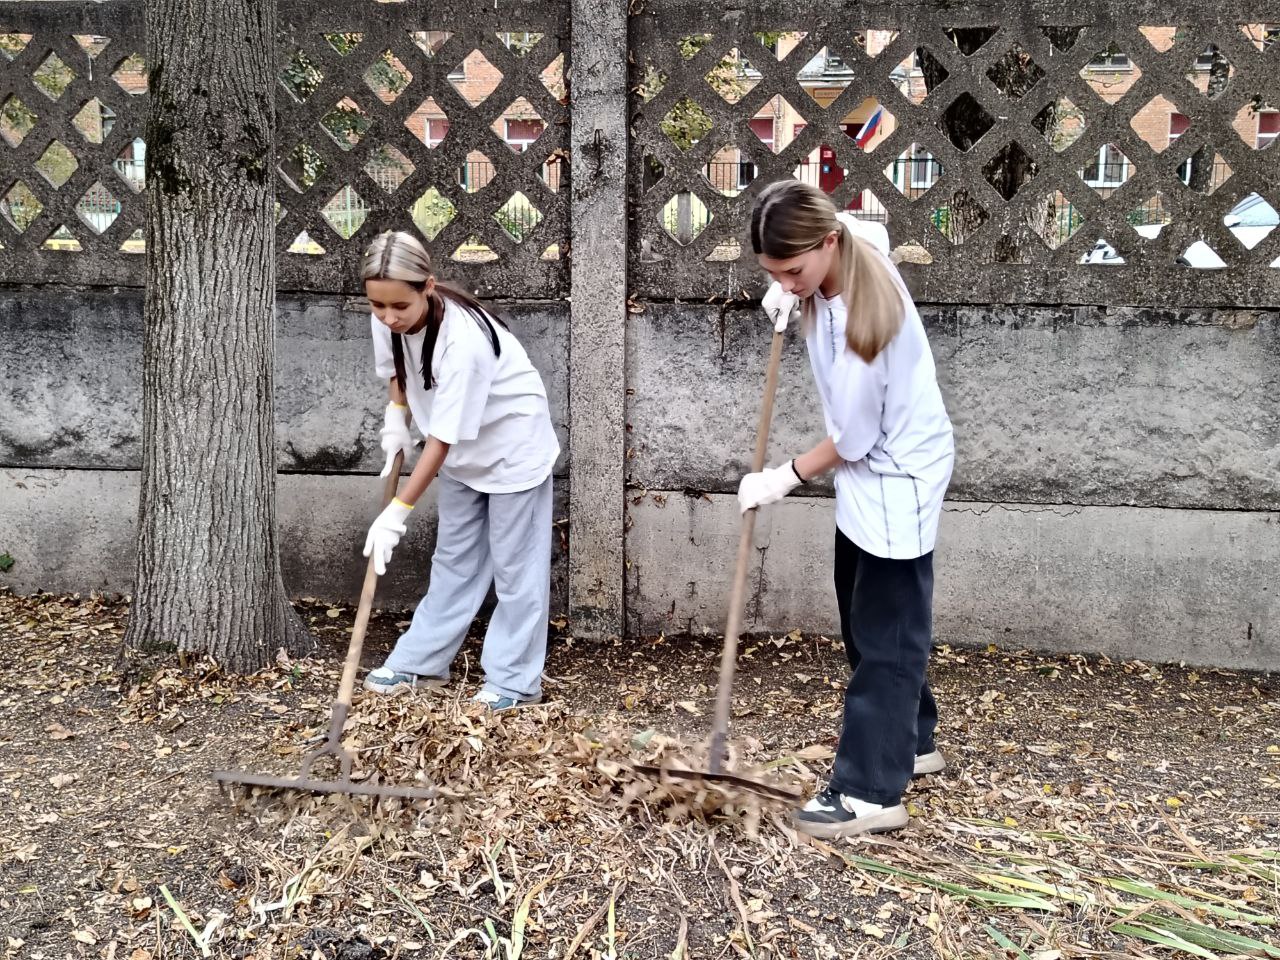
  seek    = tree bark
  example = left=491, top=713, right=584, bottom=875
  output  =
left=123, top=0, right=309, bottom=672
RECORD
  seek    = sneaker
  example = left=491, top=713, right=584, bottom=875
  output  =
left=791, top=787, right=908, bottom=839
left=913, top=749, right=947, bottom=777
left=363, top=666, right=446, bottom=696
left=471, top=689, right=543, bottom=713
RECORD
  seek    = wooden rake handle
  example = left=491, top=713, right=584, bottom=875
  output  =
left=335, top=448, right=406, bottom=710
left=709, top=326, right=786, bottom=773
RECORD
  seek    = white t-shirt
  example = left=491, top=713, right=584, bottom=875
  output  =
left=371, top=299, right=560, bottom=494
left=803, top=214, right=954, bottom=559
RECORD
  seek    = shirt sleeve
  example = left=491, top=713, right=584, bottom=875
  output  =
left=426, top=326, right=497, bottom=445
left=370, top=314, right=396, bottom=381
left=827, top=350, right=886, bottom=463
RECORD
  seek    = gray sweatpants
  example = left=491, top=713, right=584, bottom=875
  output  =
left=385, top=472, right=553, bottom=700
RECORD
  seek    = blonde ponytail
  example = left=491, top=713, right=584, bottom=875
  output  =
left=752, top=180, right=904, bottom=364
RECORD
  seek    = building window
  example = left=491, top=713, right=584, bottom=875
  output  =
left=1087, top=49, right=1131, bottom=70
left=1259, top=111, right=1280, bottom=149
left=748, top=117, right=775, bottom=152
left=423, top=118, right=449, bottom=148
left=504, top=118, right=544, bottom=152
left=910, top=146, right=939, bottom=189
left=1083, top=145, right=1128, bottom=186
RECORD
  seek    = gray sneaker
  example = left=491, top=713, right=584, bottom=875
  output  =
left=363, top=666, right=446, bottom=696
left=471, top=689, right=543, bottom=713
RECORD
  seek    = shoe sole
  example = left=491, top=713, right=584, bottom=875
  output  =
left=793, top=803, right=909, bottom=839
left=912, top=750, right=947, bottom=778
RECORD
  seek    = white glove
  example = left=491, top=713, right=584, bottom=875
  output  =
left=378, top=403, right=414, bottom=479
left=737, top=461, right=804, bottom=513
left=363, top=499, right=413, bottom=575
left=762, top=281, right=800, bottom=333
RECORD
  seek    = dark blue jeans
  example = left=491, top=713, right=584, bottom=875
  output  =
left=828, top=530, right=938, bottom=806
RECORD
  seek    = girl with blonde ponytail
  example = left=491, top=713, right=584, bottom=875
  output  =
left=740, top=180, right=955, bottom=838
left=357, top=230, right=560, bottom=712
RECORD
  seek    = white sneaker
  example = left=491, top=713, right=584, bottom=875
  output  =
left=471, top=689, right=543, bottom=712
left=363, top=666, right=446, bottom=696
left=913, top=749, right=947, bottom=777
left=792, top=787, right=909, bottom=839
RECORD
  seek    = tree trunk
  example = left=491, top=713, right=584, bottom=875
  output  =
left=123, top=0, right=309, bottom=672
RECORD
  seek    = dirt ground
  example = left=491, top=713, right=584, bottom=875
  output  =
left=1, top=589, right=1278, bottom=960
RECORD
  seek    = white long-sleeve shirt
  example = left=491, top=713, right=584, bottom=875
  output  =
left=804, top=214, right=954, bottom=559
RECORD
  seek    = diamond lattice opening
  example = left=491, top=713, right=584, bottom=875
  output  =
left=1138, top=26, right=1178, bottom=53
left=842, top=190, right=888, bottom=224
left=1185, top=45, right=1234, bottom=99
left=1032, top=97, right=1084, bottom=152
left=1225, top=193, right=1278, bottom=249
left=946, top=26, right=999, bottom=55
left=538, top=154, right=565, bottom=193
left=323, top=187, right=369, bottom=239
left=638, top=62, right=668, bottom=103
left=449, top=51, right=501, bottom=107
left=1079, top=45, right=1141, bottom=105
left=499, top=32, right=544, bottom=56
left=324, top=32, right=363, bottom=56
left=452, top=236, right=499, bottom=263
left=279, top=142, right=326, bottom=193
left=35, top=140, right=78, bottom=188
left=0, top=95, right=37, bottom=147
left=0, top=33, right=32, bottom=61
left=678, top=34, right=712, bottom=60
left=280, top=49, right=323, bottom=103
left=903, top=48, right=947, bottom=102
left=406, top=97, right=449, bottom=149
left=1179, top=150, right=1231, bottom=195
left=71, top=98, right=112, bottom=144
left=854, top=30, right=899, bottom=57
left=797, top=46, right=860, bottom=108
left=409, top=31, right=451, bottom=58
left=1046, top=27, right=1084, bottom=52
left=458, top=151, right=493, bottom=194
left=494, top=192, right=543, bottom=242
left=750, top=97, right=804, bottom=154
left=707, top=235, right=742, bottom=261
left=410, top=186, right=455, bottom=241
left=1079, top=144, right=1133, bottom=196
left=364, top=50, right=413, bottom=104
left=1131, top=96, right=1181, bottom=152
left=321, top=98, right=371, bottom=150
left=113, top=141, right=146, bottom=192
left=2, top=181, right=42, bottom=232
left=493, top=98, right=544, bottom=152
left=1129, top=192, right=1173, bottom=233
left=1030, top=191, right=1083, bottom=250
left=708, top=49, right=761, bottom=105
left=754, top=31, right=806, bottom=60
left=120, top=227, right=143, bottom=254
left=661, top=191, right=712, bottom=245
left=641, top=154, right=666, bottom=191
left=983, top=141, right=1037, bottom=200
left=42, top=225, right=81, bottom=251
left=287, top=230, right=326, bottom=255
left=662, top=96, right=712, bottom=150
left=939, top=93, right=996, bottom=150
left=110, top=54, right=147, bottom=95
left=1177, top=242, right=1226, bottom=269
left=365, top=144, right=415, bottom=194
left=931, top=192, right=989, bottom=244
left=1241, top=24, right=1280, bottom=51
left=1234, top=101, right=1277, bottom=149
left=541, top=53, right=567, bottom=101
left=75, top=181, right=119, bottom=234
left=1080, top=237, right=1125, bottom=265
left=33, top=53, right=74, bottom=102
left=840, top=103, right=892, bottom=153
left=884, top=144, right=943, bottom=198
left=73, top=35, right=110, bottom=59
left=986, top=44, right=1044, bottom=99
left=541, top=243, right=560, bottom=261
left=703, top=145, right=755, bottom=196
